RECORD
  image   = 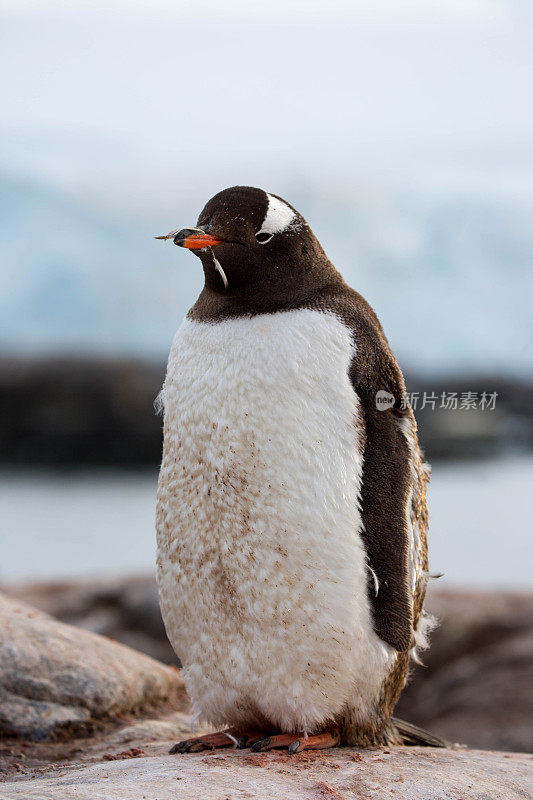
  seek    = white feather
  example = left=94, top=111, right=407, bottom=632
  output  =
left=411, top=610, right=438, bottom=665
left=257, top=194, right=299, bottom=236
left=211, top=249, right=228, bottom=289
left=156, top=309, right=395, bottom=734
left=368, top=564, right=380, bottom=596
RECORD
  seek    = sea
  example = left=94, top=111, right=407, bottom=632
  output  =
left=1, top=456, right=531, bottom=589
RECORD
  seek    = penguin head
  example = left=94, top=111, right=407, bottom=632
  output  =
left=157, top=186, right=333, bottom=296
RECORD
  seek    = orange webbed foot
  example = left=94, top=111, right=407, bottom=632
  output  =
left=251, top=725, right=340, bottom=754
left=169, top=729, right=263, bottom=754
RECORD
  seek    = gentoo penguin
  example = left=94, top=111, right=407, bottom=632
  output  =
left=155, top=186, right=435, bottom=754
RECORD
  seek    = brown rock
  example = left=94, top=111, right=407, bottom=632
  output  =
left=3, top=577, right=176, bottom=665
left=0, top=593, right=185, bottom=740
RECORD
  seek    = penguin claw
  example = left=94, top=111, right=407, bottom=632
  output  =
left=250, top=733, right=302, bottom=752
left=168, top=732, right=234, bottom=754
left=250, top=736, right=271, bottom=752
left=169, top=729, right=263, bottom=754
left=168, top=740, right=192, bottom=754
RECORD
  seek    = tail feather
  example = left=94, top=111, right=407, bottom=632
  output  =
left=392, top=717, right=456, bottom=749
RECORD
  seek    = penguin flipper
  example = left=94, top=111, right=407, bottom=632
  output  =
left=357, top=400, right=414, bottom=652
left=330, top=288, right=418, bottom=653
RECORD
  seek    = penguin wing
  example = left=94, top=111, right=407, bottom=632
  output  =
left=356, top=393, right=413, bottom=652
left=329, top=290, right=414, bottom=652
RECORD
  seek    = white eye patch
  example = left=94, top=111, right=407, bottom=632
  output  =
left=256, top=193, right=298, bottom=237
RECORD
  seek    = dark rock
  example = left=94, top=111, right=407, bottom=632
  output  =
left=1, top=356, right=532, bottom=467
left=406, top=375, right=533, bottom=461
left=396, top=590, right=533, bottom=752
left=0, top=356, right=165, bottom=469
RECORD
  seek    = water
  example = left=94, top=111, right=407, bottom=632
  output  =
left=1, top=457, right=531, bottom=589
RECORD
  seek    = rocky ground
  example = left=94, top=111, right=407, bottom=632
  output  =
left=2, top=744, right=531, bottom=800
left=0, top=581, right=532, bottom=798
left=0, top=591, right=201, bottom=782
left=4, top=577, right=532, bottom=753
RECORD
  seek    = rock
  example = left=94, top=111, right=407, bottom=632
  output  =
left=0, top=746, right=531, bottom=800
left=396, top=590, right=533, bottom=752
left=4, top=580, right=533, bottom=752
left=3, top=577, right=176, bottom=665
left=0, top=593, right=186, bottom=740
left=0, top=356, right=165, bottom=469
left=107, top=712, right=194, bottom=745
left=0, top=587, right=531, bottom=796
left=3, top=356, right=533, bottom=467
left=0, top=709, right=206, bottom=780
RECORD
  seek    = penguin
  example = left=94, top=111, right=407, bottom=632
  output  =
left=155, top=186, right=436, bottom=754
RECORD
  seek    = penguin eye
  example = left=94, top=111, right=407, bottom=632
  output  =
left=255, top=231, right=273, bottom=244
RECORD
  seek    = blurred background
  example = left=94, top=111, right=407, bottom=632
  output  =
left=0, top=0, right=532, bottom=752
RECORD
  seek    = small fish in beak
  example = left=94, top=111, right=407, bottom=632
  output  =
left=155, top=227, right=223, bottom=249
left=154, top=228, right=182, bottom=241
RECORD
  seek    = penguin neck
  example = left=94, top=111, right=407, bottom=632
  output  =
left=188, top=260, right=347, bottom=323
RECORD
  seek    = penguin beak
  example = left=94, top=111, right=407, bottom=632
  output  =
left=154, top=227, right=223, bottom=249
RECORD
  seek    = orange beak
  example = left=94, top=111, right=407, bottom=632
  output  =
left=154, top=227, right=223, bottom=249
left=178, top=233, right=223, bottom=249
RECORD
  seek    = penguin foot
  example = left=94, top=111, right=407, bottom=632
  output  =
left=169, top=729, right=263, bottom=754
left=251, top=725, right=340, bottom=754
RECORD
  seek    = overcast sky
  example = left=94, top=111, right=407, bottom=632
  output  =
left=1, top=0, right=533, bottom=220
left=1, top=1, right=532, bottom=373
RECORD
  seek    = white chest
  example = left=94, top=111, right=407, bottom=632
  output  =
left=156, top=309, right=394, bottom=732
